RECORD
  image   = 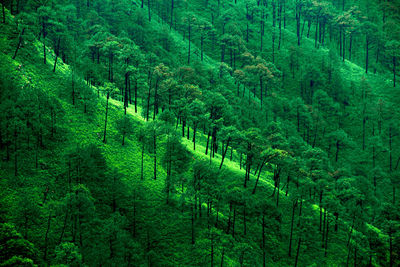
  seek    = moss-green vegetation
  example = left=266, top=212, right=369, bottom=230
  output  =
left=1, top=0, right=400, bottom=266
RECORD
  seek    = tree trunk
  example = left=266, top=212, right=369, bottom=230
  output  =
left=219, top=137, right=230, bottom=169
left=301, top=17, right=306, bottom=39
left=147, top=0, right=151, bottom=21
left=141, top=143, right=144, bottom=180
left=365, top=37, right=369, bottom=73
left=393, top=185, right=396, bottom=205
left=170, top=0, right=174, bottom=30
left=389, top=229, right=393, bottom=267
left=188, top=20, right=191, bottom=64
left=260, top=76, right=263, bottom=108
left=211, top=231, right=214, bottom=267
left=296, top=5, right=301, bottom=46
left=276, top=175, right=280, bottom=208
left=289, top=200, right=297, bottom=257
left=134, top=80, right=138, bottom=113
left=354, top=246, right=358, bottom=267
left=182, top=118, right=186, bottom=137
left=272, top=29, right=275, bottom=63
left=35, top=135, right=39, bottom=168
left=13, top=28, right=25, bottom=60
left=42, top=23, right=47, bottom=64
left=322, top=208, right=326, bottom=247
left=393, top=56, right=396, bottom=87
left=103, top=92, right=110, bottom=144
left=201, top=36, right=204, bottom=61
left=13, top=124, right=18, bottom=177
left=132, top=197, right=137, bottom=237
left=53, top=37, right=61, bottom=72
left=389, top=127, right=393, bottom=172
left=252, top=158, right=265, bottom=194
left=226, top=202, right=232, bottom=234
left=146, top=82, right=151, bottom=121
left=243, top=203, right=247, bottom=235
left=339, top=26, right=342, bottom=57
left=342, top=29, right=346, bottom=62
left=319, top=191, right=323, bottom=232
left=346, top=244, right=352, bottom=267
left=72, top=67, right=75, bottom=105
left=262, top=214, right=266, bottom=267
left=124, top=73, right=129, bottom=112
left=220, top=249, right=225, bottom=267
left=286, top=175, right=290, bottom=196
left=232, top=206, right=236, bottom=238
left=335, top=140, right=340, bottom=162
left=244, top=162, right=249, bottom=188
left=43, top=211, right=52, bottom=263
left=348, top=34, right=352, bottom=60
left=205, top=131, right=211, bottom=155
left=334, top=212, right=339, bottom=232
left=246, top=22, right=249, bottom=43
left=325, top=215, right=329, bottom=257
left=363, top=113, right=366, bottom=151
left=153, top=129, right=157, bottom=180
left=347, top=219, right=354, bottom=248
left=191, top=205, right=195, bottom=243
left=314, top=16, right=318, bottom=48
left=58, top=204, right=69, bottom=245
left=260, top=20, right=263, bottom=52
left=153, top=79, right=159, bottom=120
left=294, top=237, right=302, bottom=267
left=193, top=125, right=197, bottom=150
left=2, top=2, right=5, bottom=24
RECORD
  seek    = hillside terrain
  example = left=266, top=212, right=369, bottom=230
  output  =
left=0, top=0, right=400, bottom=266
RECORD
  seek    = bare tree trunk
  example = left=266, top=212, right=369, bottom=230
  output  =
left=289, top=200, right=297, bottom=257
left=153, top=129, right=157, bottom=180
left=103, top=92, right=110, bottom=143
left=147, top=0, right=151, bottom=21
left=393, top=56, right=396, bottom=87
left=188, top=20, right=191, bottom=64
left=170, top=0, right=174, bottom=30
left=294, top=237, right=302, bottom=267
left=262, top=214, right=266, bottom=267
left=2, top=2, right=5, bottom=24
left=219, top=137, right=230, bottom=169
left=13, top=28, right=25, bottom=59
left=53, top=37, right=61, bottom=72
left=43, top=211, right=52, bottom=263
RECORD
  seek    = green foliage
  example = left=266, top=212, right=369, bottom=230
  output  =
left=1, top=0, right=400, bottom=266
left=54, top=242, right=82, bottom=267
left=0, top=223, right=37, bottom=266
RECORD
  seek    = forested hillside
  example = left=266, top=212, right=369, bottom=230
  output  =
left=1, top=0, right=400, bottom=266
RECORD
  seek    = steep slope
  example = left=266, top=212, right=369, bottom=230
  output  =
left=1, top=1, right=399, bottom=266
